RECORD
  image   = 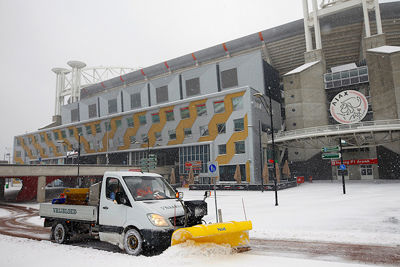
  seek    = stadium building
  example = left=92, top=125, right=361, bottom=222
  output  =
left=13, top=0, right=400, bottom=183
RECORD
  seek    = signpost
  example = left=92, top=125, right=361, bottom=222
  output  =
left=208, top=162, right=219, bottom=223
left=140, top=154, right=157, bottom=172
left=322, top=142, right=346, bottom=194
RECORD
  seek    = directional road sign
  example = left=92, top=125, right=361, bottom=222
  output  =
left=208, top=162, right=219, bottom=177
left=321, top=146, right=340, bottom=153
left=321, top=153, right=341, bottom=159
left=339, top=164, right=346, bottom=170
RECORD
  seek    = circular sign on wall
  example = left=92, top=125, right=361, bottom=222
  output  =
left=330, top=90, right=368, bottom=124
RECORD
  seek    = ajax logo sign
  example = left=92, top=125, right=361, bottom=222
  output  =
left=330, top=90, right=368, bottom=124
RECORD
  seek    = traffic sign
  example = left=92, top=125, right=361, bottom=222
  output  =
left=208, top=162, right=219, bottom=177
left=321, top=146, right=340, bottom=153
left=339, top=164, right=346, bottom=170
left=209, top=164, right=217, bottom=173
left=322, top=153, right=341, bottom=159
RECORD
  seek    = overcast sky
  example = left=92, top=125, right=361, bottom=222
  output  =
left=0, top=0, right=397, bottom=161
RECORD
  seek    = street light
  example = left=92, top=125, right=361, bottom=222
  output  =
left=254, top=89, right=279, bottom=206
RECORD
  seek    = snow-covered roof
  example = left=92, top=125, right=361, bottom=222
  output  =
left=284, top=61, right=320, bottom=76
left=368, top=45, right=400, bottom=54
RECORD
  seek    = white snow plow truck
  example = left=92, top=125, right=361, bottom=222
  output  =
left=39, top=171, right=252, bottom=255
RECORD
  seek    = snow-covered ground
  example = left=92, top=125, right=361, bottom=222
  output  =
left=1, top=181, right=399, bottom=266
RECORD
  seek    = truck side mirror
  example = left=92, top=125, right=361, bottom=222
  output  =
left=116, top=192, right=130, bottom=206
left=203, top=190, right=211, bottom=201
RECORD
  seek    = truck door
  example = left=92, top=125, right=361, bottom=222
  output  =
left=99, top=177, right=128, bottom=231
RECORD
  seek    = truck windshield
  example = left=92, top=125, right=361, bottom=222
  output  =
left=123, top=176, right=176, bottom=201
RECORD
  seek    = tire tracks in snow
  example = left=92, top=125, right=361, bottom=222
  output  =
left=0, top=204, right=399, bottom=265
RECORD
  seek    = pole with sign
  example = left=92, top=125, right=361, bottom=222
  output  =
left=208, top=162, right=219, bottom=223
left=339, top=138, right=346, bottom=194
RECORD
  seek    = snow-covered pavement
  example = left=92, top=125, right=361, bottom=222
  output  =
left=1, top=181, right=399, bottom=266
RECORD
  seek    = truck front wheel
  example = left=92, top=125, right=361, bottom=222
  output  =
left=52, top=222, right=69, bottom=244
left=123, top=229, right=143, bottom=256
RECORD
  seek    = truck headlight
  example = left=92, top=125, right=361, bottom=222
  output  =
left=147, top=213, right=169, bottom=227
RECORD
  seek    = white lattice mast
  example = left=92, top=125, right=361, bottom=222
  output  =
left=67, top=60, right=86, bottom=103
left=302, top=0, right=384, bottom=51
left=51, top=68, right=70, bottom=117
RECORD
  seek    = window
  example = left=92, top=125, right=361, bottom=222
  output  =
left=56, top=146, right=60, bottom=153
left=166, top=110, right=174, bottom=121
left=126, top=117, right=134, bottom=128
left=68, top=129, right=74, bottom=137
left=139, top=115, right=147, bottom=125
left=156, top=85, right=168, bottom=103
left=213, top=100, right=225, bottom=113
left=105, top=121, right=111, bottom=131
left=180, top=107, right=190, bottom=119
left=71, top=108, right=79, bottom=122
left=169, top=129, right=176, bottom=140
left=218, top=144, right=226, bottom=155
left=86, top=125, right=92, bottom=135
left=61, top=130, right=66, bottom=138
left=115, top=120, right=122, bottom=129
left=234, top=118, right=244, bottom=131
left=28, top=137, right=32, bottom=144
left=199, top=125, right=209, bottom=136
left=141, top=134, right=148, bottom=142
left=108, top=98, right=118, bottom=114
left=33, top=135, right=38, bottom=143
left=155, top=131, right=162, bottom=141
left=46, top=133, right=52, bottom=141
left=232, top=96, right=243, bottom=111
left=49, top=147, right=54, bottom=154
left=221, top=68, right=238, bottom=89
left=130, top=93, right=141, bottom=109
left=16, top=139, right=21, bottom=146
left=184, top=128, right=192, bottom=138
left=77, top=127, right=83, bottom=135
left=152, top=113, right=160, bottom=123
left=95, top=123, right=101, bottom=133
left=185, top=77, right=200, bottom=96
left=196, top=104, right=207, bottom=116
left=16, top=151, right=21, bottom=157
left=40, top=134, right=45, bottom=142
left=217, top=123, right=226, bottom=134
left=235, top=141, right=245, bottom=154
left=54, top=132, right=59, bottom=140
left=88, top=103, right=97, bottom=118
left=129, top=136, right=136, bottom=144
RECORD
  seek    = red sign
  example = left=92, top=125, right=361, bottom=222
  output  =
left=331, top=158, right=378, bottom=166
left=185, top=161, right=202, bottom=170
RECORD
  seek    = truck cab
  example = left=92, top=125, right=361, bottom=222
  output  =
left=98, top=171, right=185, bottom=254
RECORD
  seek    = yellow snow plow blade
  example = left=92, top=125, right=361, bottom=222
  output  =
left=171, top=221, right=252, bottom=249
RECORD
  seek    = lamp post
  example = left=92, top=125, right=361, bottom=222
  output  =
left=77, top=133, right=81, bottom=178
left=254, top=89, right=279, bottom=206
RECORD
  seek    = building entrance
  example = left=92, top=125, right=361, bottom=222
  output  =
left=360, top=164, right=373, bottom=179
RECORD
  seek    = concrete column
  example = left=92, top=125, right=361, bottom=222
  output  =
left=0, top=179, right=5, bottom=200
left=374, top=0, right=383, bottom=35
left=37, top=176, right=46, bottom=203
left=302, top=0, right=313, bottom=52
left=312, top=0, right=322, bottom=50
left=362, top=0, right=371, bottom=37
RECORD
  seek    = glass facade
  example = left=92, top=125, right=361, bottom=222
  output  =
left=180, top=107, right=190, bottom=119
left=179, top=144, right=210, bottom=174
left=324, top=66, right=369, bottom=89
left=213, top=100, right=225, bottom=113
left=166, top=110, right=174, bottom=121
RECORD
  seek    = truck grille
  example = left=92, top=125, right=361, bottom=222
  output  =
left=169, top=215, right=185, bottom=227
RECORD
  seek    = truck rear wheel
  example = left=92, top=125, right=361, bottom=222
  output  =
left=123, top=229, right=143, bottom=256
left=52, top=222, right=69, bottom=244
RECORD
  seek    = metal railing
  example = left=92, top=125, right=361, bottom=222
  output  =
left=273, top=119, right=400, bottom=142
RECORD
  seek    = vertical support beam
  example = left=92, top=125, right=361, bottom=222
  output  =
left=37, top=176, right=46, bottom=203
left=302, top=0, right=313, bottom=52
left=374, top=0, right=383, bottom=35
left=312, top=0, right=322, bottom=50
left=362, top=0, right=371, bottom=37
left=0, top=179, right=5, bottom=200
